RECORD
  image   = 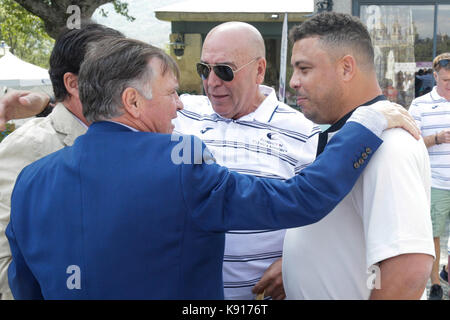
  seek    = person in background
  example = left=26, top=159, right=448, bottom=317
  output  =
left=409, top=52, right=450, bottom=300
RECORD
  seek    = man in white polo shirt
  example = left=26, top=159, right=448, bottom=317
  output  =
left=409, top=52, right=450, bottom=300
left=174, top=21, right=320, bottom=300
left=283, top=12, right=434, bottom=300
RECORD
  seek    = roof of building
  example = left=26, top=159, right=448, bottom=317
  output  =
left=156, top=0, right=314, bottom=13
left=155, top=0, right=314, bottom=22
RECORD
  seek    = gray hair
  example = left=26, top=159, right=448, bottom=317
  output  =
left=289, top=12, right=375, bottom=71
left=79, top=37, right=180, bottom=123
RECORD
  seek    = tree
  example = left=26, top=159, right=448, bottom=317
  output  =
left=0, top=0, right=135, bottom=68
left=0, top=0, right=54, bottom=68
left=13, top=0, right=135, bottom=39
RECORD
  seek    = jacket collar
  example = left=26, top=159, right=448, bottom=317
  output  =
left=50, top=103, right=87, bottom=146
left=87, top=121, right=135, bottom=134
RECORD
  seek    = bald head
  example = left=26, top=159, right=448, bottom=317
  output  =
left=199, top=22, right=267, bottom=120
left=204, top=22, right=266, bottom=60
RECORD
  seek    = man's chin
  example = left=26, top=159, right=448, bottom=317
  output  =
left=299, top=106, right=312, bottom=119
left=211, top=105, right=232, bottom=118
left=300, top=109, right=323, bottom=124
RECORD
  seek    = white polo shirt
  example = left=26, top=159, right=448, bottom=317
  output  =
left=283, top=124, right=435, bottom=299
left=174, top=85, right=319, bottom=299
left=409, top=87, right=450, bottom=190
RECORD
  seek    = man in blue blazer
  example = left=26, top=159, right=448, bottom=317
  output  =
left=6, top=38, right=417, bottom=299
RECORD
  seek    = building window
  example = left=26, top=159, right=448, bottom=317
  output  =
left=437, top=4, right=450, bottom=55
left=355, top=1, right=450, bottom=107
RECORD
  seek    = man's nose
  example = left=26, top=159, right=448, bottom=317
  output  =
left=289, top=74, right=301, bottom=90
left=176, top=96, right=184, bottom=111
left=206, top=68, right=223, bottom=87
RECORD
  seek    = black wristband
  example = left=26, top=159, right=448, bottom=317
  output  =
left=435, top=134, right=440, bottom=145
left=36, top=95, right=55, bottom=118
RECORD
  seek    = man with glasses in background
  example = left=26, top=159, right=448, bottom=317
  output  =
left=174, top=21, right=320, bottom=300
left=409, top=52, right=450, bottom=300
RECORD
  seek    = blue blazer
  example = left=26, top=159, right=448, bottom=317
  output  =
left=7, top=121, right=381, bottom=299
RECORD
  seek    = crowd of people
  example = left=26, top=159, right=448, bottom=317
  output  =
left=0, top=12, right=447, bottom=300
left=415, top=68, right=435, bottom=98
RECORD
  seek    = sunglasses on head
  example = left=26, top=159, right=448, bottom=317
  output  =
left=435, top=59, right=450, bottom=69
left=196, top=58, right=259, bottom=82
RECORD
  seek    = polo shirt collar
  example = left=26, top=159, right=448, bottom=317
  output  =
left=316, top=95, right=387, bottom=157
left=430, top=86, right=449, bottom=102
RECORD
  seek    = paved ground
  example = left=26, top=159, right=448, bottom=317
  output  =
left=425, top=233, right=449, bottom=300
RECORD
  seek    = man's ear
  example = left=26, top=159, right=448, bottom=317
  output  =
left=122, top=87, right=140, bottom=118
left=256, top=58, right=267, bottom=84
left=339, top=55, right=357, bottom=82
left=63, top=72, right=79, bottom=98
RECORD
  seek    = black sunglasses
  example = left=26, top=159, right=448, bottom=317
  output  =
left=196, top=58, right=259, bottom=82
left=435, top=59, right=450, bottom=69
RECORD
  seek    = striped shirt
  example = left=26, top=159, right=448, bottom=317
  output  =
left=409, top=87, right=450, bottom=189
left=173, top=85, right=319, bottom=299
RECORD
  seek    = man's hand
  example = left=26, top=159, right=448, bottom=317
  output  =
left=252, top=258, right=285, bottom=300
left=371, top=101, right=421, bottom=140
left=436, top=129, right=450, bottom=144
left=423, top=129, right=450, bottom=148
left=0, top=89, right=50, bottom=131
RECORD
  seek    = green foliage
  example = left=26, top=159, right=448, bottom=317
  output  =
left=415, top=34, right=450, bottom=62
left=98, top=0, right=136, bottom=22
left=0, top=0, right=54, bottom=68
left=111, top=0, right=135, bottom=22
left=0, top=0, right=136, bottom=68
left=0, top=122, right=15, bottom=143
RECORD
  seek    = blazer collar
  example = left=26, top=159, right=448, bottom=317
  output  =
left=50, top=103, right=87, bottom=146
left=87, top=121, right=135, bottom=134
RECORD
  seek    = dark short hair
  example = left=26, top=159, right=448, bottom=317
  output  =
left=79, top=38, right=180, bottom=123
left=48, top=21, right=124, bottom=102
left=289, top=12, right=374, bottom=68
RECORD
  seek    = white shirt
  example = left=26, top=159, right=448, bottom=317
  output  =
left=283, top=127, right=435, bottom=299
left=174, top=85, right=319, bottom=299
left=409, top=87, right=450, bottom=190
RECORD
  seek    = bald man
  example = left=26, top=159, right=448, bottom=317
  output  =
left=174, top=22, right=320, bottom=300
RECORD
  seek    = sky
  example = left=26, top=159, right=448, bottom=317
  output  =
left=92, top=0, right=184, bottom=48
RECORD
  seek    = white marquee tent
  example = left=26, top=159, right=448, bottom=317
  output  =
left=0, top=50, right=53, bottom=127
left=0, top=51, right=51, bottom=88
